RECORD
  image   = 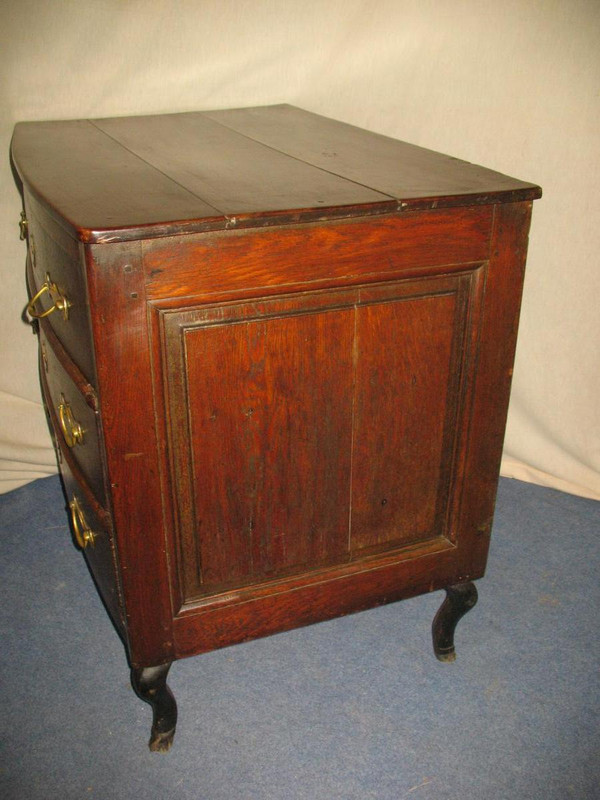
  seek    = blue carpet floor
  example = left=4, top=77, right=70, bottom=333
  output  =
left=1, top=475, right=599, bottom=799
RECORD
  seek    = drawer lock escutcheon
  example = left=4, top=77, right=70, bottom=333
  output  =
left=69, top=496, right=96, bottom=549
left=58, top=395, right=84, bottom=447
left=26, top=273, right=71, bottom=321
left=40, top=342, right=49, bottom=373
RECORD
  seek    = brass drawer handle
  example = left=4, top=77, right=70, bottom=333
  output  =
left=26, top=273, right=71, bottom=320
left=19, top=211, right=28, bottom=240
left=69, top=496, right=96, bottom=549
left=58, top=394, right=84, bottom=447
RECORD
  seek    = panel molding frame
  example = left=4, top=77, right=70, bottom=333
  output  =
left=148, top=265, right=487, bottom=617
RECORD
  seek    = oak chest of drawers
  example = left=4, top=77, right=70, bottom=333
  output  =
left=12, top=105, right=541, bottom=750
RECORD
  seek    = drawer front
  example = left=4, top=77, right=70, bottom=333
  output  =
left=24, top=193, right=96, bottom=384
left=39, top=326, right=107, bottom=507
left=59, top=450, right=126, bottom=635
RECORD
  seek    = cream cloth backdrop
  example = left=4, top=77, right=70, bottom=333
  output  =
left=1, top=0, right=598, bottom=498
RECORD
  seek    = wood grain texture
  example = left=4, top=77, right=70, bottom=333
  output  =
left=350, top=291, right=457, bottom=551
left=158, top=267, right=485, bottom=610
left=143, top=206, right=492, bottom=301
left=93, top=112, right=391, bottom=214
left=159, top=289, right=359, bottom=607
left=12, top=119, right=220, bottom=240
left=14, top=106, right=541, bottom=751
left=14, top=107, right=540, bottom=729
left=183, top=308, right=354, bottom=595
left=11, top=106, right=540, bottom=244
left=39, top=326, right=106, bottom=506
left=454, top=202, right=535, bottom=577
left=84, top=241, right=175, bottom=667
left=204, top=104, right=542, bottom=208
left=40, top=370, right=126, bottom=638
left=25, top=193, right=96, bottom=383
left=59, top=453, right=127, bottom=639
left=172, top=538, right=467, bottom=658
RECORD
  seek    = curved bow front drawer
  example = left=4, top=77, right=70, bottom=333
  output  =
left=24, top=195, right=96, bottom=385
left=39, top=325, right=107, bottom=507
left=59, top=450, right=125, bottom=635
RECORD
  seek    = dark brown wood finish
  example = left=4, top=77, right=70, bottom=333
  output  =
left=453, top=201, right=534, bottom=579
left=142, top=206, right=492, bottom=300
left=24, top=193, right=96, bottom=382
left=84, top=241, right=175, bottom=667
left=156, top=267, right=484, bottom=614
left=432, top=582, right=479, bottom=661
left=12, top=106, right=540, bottom=749
left=39, top=373, right=126, bottom=637
left=59, top=451, right=127, bottom=639
left=11, top=119, right=222, bottom=241
left=93, top=112, right=391, bottom=213
left=12, top=105, right=540, bottom=243
left=351, top=287, right=458, bottom=551
left=204, top=104, right=541, bottom=208
left=183, top=304, right=355, bottom=595
left=39, top=325, right=106, bottom=505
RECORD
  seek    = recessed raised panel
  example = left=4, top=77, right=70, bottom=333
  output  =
left=182, top=307, right=355, bottom=595
left=350, top=292, right=458, bottom=552
left=160, top=271, right=480, bottom=605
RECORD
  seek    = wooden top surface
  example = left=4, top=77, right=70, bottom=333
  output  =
left=11, top=104, right=541, bottom=243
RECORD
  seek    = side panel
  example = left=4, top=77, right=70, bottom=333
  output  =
left=85, top=203, right=531, bottom=665
left=164, top=201, right=534, bottom=662
left=158, top=270, right=484, bottom=606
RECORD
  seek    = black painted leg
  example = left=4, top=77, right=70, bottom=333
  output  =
left=131, top=662, right=178, bottom=752
left=432, top=582, right=478, bottom=662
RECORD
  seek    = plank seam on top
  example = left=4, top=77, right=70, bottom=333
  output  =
left=87, top=119, right=226, bottom=219
left=90, top=112, right=396, bottom=214
left=202, top=106, right=541, bottom=203
left=197, top=110, right=398, bottom=203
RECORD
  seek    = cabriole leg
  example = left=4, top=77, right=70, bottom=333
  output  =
left=432, top=581, right=478, bottom=662
left=131, top=662, right=178, bottom=752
